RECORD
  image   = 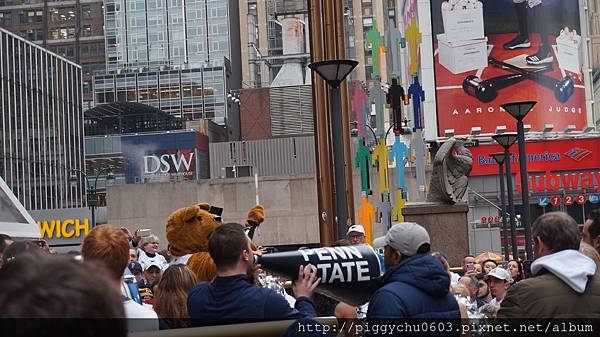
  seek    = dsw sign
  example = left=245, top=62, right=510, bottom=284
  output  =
left=143, top=152, right=195, bottom=174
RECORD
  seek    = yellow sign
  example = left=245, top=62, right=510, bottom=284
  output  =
left=37, top=218, right=90, bottom=239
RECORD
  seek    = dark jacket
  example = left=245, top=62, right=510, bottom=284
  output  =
left=497, top=271, right=600, bottom=319
left=367, top=254, right=460, bottom=319
left=187, top=275, right=316, bottom=326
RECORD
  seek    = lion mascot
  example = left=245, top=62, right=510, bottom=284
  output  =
left=167, top=202, right=264, bottom=282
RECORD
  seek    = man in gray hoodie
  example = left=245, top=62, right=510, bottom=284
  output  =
left=497, top=212, right=600, bottom=319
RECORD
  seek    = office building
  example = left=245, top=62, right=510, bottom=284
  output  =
left=239, top=0, right=395, bottom=87
left=93, top=63, right=234, bottom=125
left=0, top=27, right=85, bottom=211
left=240, top=0, right=310, bottom=88
left=93, top=0, right=242, bottom=139
left=0, top=0, right=105, bottom=107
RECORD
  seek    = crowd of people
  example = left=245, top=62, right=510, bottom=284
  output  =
left=0, top=209, right=600, bottom=336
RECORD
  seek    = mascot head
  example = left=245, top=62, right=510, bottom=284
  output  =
left=166, top=202, right=221, bottom=256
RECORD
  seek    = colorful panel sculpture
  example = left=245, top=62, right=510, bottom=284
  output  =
left=357, top=193, right=376, bottom=244
left=355, top=137, right=372, bottom=195
left=365, top=22, right=386, bottom=79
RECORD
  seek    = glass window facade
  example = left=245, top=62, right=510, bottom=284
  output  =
left=93, top=67, right=225, bottom=123
left=105, top=0, right=231, bottom=72
left=0, top=28, right=85, bottom=210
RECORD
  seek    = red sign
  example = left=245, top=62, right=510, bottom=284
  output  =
left=500, top=234, right=526, bottom=249
left=564, top=195, right=575, bottom=205
left=550, top=196, right=562, bottom=206
left=576, top=194, right=587, bottom=205
left=470, top=138, right=600, bottom=177
left=481, top=216, right=502, bottom=224
left=471, top=138, right=600, bottom=192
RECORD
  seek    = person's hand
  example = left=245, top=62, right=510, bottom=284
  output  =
left=131, top=229, right=142, bottom=245
left=121, top=227, right=133, bottom=240
left=292, top=264, right=321, bottom=299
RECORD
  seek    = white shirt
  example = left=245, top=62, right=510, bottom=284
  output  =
left=490, top=297, right=503, bottom=308
left=170, top=254, right=192, bottom=266
left=123, top=299, right=159, bottom=332
left=137, top=249, right=168, bottom=271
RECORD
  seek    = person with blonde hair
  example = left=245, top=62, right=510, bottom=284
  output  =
left=137, top=234, right=168, bottom=271
left=154, top=264, right=198, bottom=329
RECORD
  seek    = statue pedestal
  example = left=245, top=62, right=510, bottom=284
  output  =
left=402, top=202, right=469, bottom=267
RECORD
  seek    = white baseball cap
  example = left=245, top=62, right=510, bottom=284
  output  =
left=143, top=261, right=163, bottom=272
left=485, top=267, right=513, bottom=283
left=347, top=224, right=365, bottom=235
left=372, top=222, right=431, bottom=256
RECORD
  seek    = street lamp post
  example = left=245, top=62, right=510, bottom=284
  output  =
left=502, top=101, right=536, bottom=260
left=492, top=133, right=519, bottom=259
left=309, top=59, right=358, bottom=238
left=490, top=152, right=510, bottom=262
left=70, top=167, right=115, bottom=228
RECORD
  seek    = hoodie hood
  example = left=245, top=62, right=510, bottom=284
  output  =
left=382, top=254, right=450, bottom=297
left=531, top=249, right=596, bottom=294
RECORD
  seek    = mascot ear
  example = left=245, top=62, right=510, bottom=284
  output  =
left=182, top=206, right=200, bottom=222
left=198, top=203, right=211, bottom=212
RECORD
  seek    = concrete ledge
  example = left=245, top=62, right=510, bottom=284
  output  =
left=402, top=202, right=469, bottom=215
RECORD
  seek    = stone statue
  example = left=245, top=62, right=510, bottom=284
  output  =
left=427, top=138, right=473, bottom=204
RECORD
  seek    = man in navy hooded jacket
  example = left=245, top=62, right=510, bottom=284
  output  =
left=187, top=223, right=320, bottom=326
left=368, top=222, right=460, bottom=336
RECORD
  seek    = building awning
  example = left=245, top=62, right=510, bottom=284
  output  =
left=84, top=102, right=183, bottom=136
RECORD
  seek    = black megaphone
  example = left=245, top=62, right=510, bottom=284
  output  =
left=256, top=244, right=381, bottom=306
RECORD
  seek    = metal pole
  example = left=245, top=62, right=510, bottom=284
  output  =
left=308, top=0, right=336, bottom=245
left=333, top=0, right=355, bottom=226
left=498, top=162, right=510, bottom=262
left=517, top=120, right=533, bottom=260
left=504, top=148, right=519, bottom=259
left=91, top=201, right=96, bottom=229
left=330, top=86, right=348, bottom=238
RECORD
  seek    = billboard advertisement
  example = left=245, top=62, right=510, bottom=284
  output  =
left=431, top=0, right=586, bottom=135
left=122, top=132, right=209, bottom=184
left=587, top=1, right=600, bottom=128
left=140, top=148, right=196, bottom=183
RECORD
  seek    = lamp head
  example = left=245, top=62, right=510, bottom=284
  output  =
left=308, top=59, right=359, bottom=88
left=501, top=101, right=536, bottom=121
left=489, top=152, right=506, bottom=165
left=492, top=133, right=518, bottom=149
